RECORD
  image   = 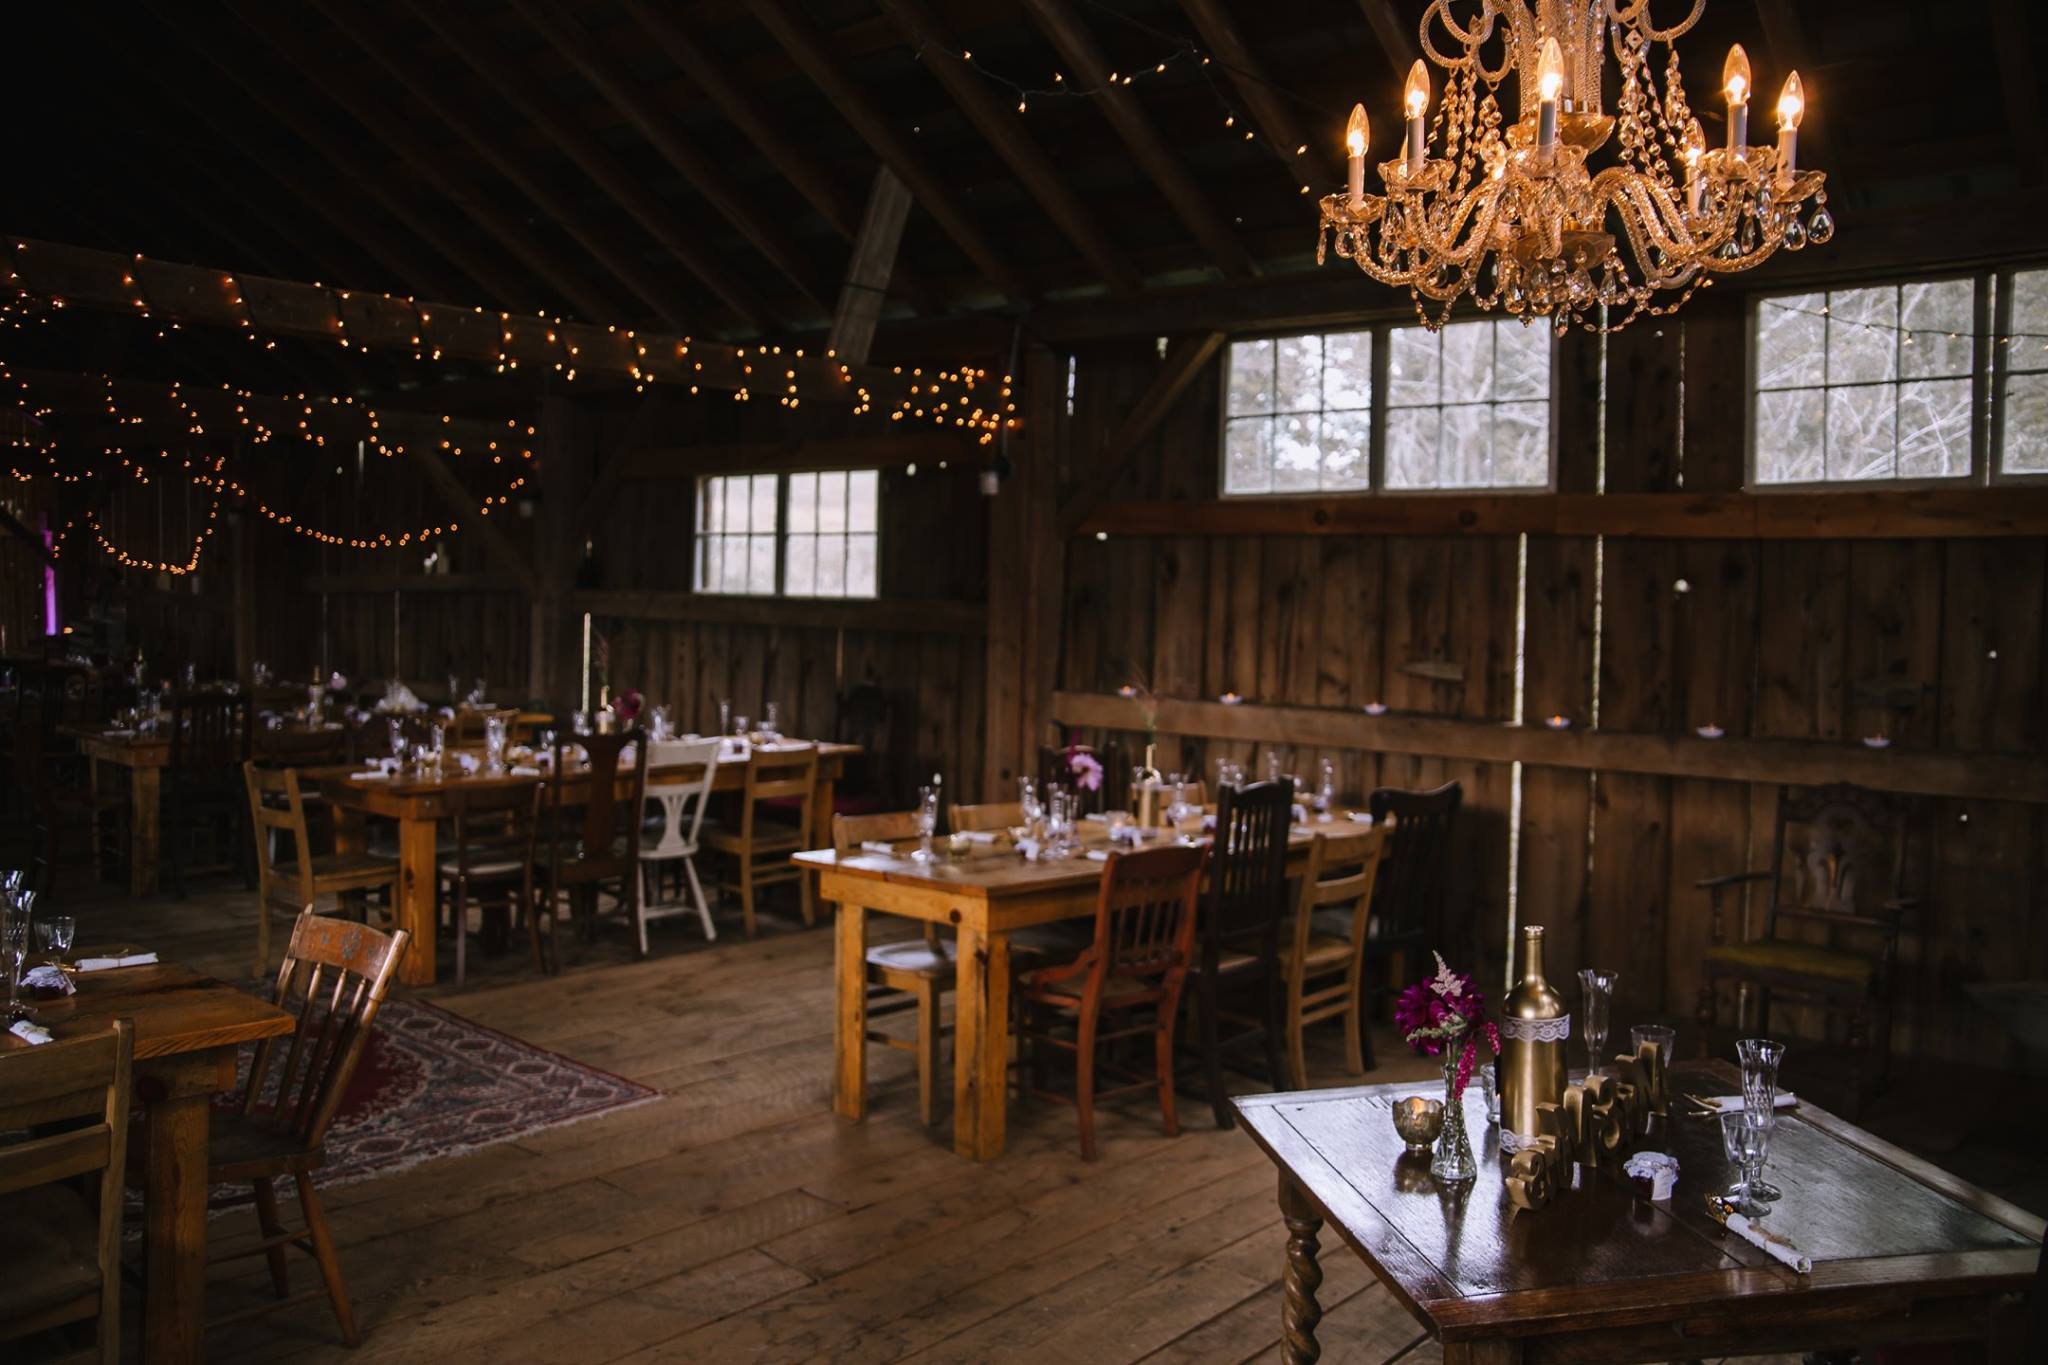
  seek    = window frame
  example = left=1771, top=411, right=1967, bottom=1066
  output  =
left=1743, top=267, right=2048, bottom=491
left=1216, top=320, right=1560, bottom=498
left=691, top=469, right=882, bottom=600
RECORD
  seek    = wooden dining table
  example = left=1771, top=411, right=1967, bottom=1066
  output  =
left=327, top=739, right=859, bottom=986
left=796, top=814, right=1373, bottom=1161
left=1, top=959, right=296, bottom=1365
left=63, top=723, right=173, bottom=897
left=1234, top=1060, right=2044, bottom=1364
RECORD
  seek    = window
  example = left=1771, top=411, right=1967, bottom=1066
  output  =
left=1998, top=269, right=2048, bottom=475
left=693, top=471, right=879, bottom=598
left=1221, top=319, right=1552, bottom=495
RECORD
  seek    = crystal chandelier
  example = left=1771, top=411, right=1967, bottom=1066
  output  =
left=1317, top=0, right=1833, bottom=332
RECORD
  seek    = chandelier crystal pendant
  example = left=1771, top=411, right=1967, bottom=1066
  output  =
left=1318, top=0, right=1832, bottom=333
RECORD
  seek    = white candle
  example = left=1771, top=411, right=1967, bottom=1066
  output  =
left=1536, top=38, right=1563, bottom=157
left=1683, top=120, right=1706, bottom=213
left=1723, top=45, right=1751, bottom=156
left=1775, top=71, right=1804, bottom=183
left=1345, top=104, right=1368, bottom=209
left=1403, top=61, right=1429, bottom=175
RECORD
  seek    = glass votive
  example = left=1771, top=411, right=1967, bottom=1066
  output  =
left=1477, top=1062, right=1500, bottom=1126
left=1631, top=1023, right=1677, bottom=1062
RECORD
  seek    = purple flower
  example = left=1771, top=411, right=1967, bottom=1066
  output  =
left=613, top=688, right=643, bottom=723
left=1067, top=748, right=1104, bottom=792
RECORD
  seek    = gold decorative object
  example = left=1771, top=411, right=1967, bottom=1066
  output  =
left=1319, top=1, right=1830, bottom=333
left=1392, top=1096, right=1446, bottom=1155
left=1132, top=742, right=1167, bottom=828
left=1505, top=1037, right=1671, bottom=1211
left=1500, top=925, right=1569, bottom=1148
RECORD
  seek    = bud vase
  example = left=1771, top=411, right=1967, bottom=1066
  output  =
left=1432, top=1042, right=1477, bottom=1184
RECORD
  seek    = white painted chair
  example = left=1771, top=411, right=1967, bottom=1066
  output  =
left=635, top=738, right=722, bottom=950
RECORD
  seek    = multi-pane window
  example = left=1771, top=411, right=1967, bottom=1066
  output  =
left=693, top=471, right=880, bottom=598
left=1998, top=269, right=2048, bottom=476
left=1221, top=320, right=1552, bottom=495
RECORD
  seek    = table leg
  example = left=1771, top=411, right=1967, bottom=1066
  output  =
left=1441, top=1342, right=1523, bottom=1365
left=130, top=765, right=160, bottom=897
left=833, top=901, right=867, bottom=1121
left=1279, top=1175, right=1324, bottom=1365
left=144, top=1084, right=212, bottom=1364
left=812, top=770, right=838, bottom=851
left=394, top=815, right=438, bottom=986
left=952, top=924, right=1011, bottom=1161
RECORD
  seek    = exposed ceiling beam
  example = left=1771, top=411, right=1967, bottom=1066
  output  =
left=1991, top=0, right=2047, bottom=185
left=874, top=0, right=1140, bottom=295
left=750, top=0, right=1029, bottom=302
left=829, top=169, right=915, bottom=366
left=509, top=0, right=827, bottom=320
left=231, top=0, right=628, bottom=324
left=316, top=2, right=702, bottom=333
left=1019, top=0, right=1254, bottom=280
left=1176, top=0, right=1337, bottom=193
left=1356, top=0, right=1419, bottom=83
left=399, top=440, right=536, bottom=593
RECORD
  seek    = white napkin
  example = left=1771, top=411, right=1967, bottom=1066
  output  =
left=1694, top=1092, right=1798, bottom=1115
left=76, top=950, right=157, bottom=972
left=1082, top=812, right=1110, bottom=823
left=961, top=830, right=999, bottom=844
left=1016, top=837, right=1042, bottom=861
left=104, top=728, right=135, bottom=738
left=510, top=765, right=541, bottom=777
left=9, top=1019, right=53, bottom=1046
left=1085, top=849, right=1110, bottom=862
left=349, top=770, right=389, bottom=781
left=859, top=840, right=896, bottom=855
left=1345, top=811, right=1376, bottom=825
left=1721, top=1207, right=1811, bottom=1274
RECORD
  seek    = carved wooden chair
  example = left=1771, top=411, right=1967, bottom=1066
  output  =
left=1283, top=823, right=1395, bottom=1087
left=0, top=1019, right=132, bottom=1364
left=1696, top=782, right=1919, bottom=1113
left=1016, top=842, right=1207, bottom=1160
left=834, top=810, right=953, bottom=1126
left=244, top=762, right=401, bottom=976
left=1184, top=778, right=1295, bottom=1128
left=537, top=728, right=647, bottom=970
left=702, top=742, right=817, bottom=937
left=1342, top=780, right=1462, bottom=1068
left=165, top=691, right=253, bottom=896
left=437, top=781, right=542, bottom=988
left=203, top=912, right=409, bottom=1347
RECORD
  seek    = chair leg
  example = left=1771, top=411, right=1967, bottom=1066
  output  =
left=1288, top=1001, right=1311, bottom=1092
left=1199, top=975, right=1232, bottom=1130
left=916, top=979, right=941, bottom=1128
left=800, top=867, right=816, bottom=928
left=1075, top=1007, right=1100, bottom=1161
left=293, top=1171, right=358, bottom=1348
left=683, top=855, right=715, bottom=941
left=253, top=901, right=271, bottom=981
left=1359, top=985, right=1377, bottom=1072
left=453, top=882, right=468, bottom=991
left=740, top=862, right=758, bottom=939
left=1261, top=975, right=1289, bottom=1092
left=633, top=865, right=651, bottom=959
left=1342, top=977, right=1365, bottom=1078
left=1156, top=996, right=1182, bottom=1138
left=251, top=1177, right=290, bottom=1299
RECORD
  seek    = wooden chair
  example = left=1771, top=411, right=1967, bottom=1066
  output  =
left=636, top=737, right=722, bottom=948
left=537, top=728, right=648, bottom=971
left=0, top=1019, right=132, bottom=1364
left=1016, top=842, right=1206, bottom=1160
left=20, top=704, right=127, bottom=898
left=702, top=743, right=818, bottom=938
left=1185, top=779, right=1295, bottom=1128
left=204, top=912, right=409, bottom=1347
left=253, top=723, right=350, bottom=769
left=244, top=762, right=402, bottom=976
left=437, top=782, right=542, bottom=988
left=1696, top=782, right=1920, bottom=1113
left=165, top=691, right=252, bottom=897
left=1341, top=780, right=1463, bottom=1068
left=1284, top=824, right=1395, bottom=1087
left=949, top=800, right=1022, bottom=832
left=834, top=810, right=954, bottom=1126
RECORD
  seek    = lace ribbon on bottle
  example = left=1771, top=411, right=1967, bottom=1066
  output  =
left=1499, top=1015, right=1572, bottom=1043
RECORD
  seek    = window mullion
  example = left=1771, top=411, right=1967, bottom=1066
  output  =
left=1983, top=269, right=2006, bottom=482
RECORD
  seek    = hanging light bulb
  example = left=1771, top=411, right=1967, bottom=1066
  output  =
left=1402, top=60, right=1429, bottom=175
left=1345, top=104, right=1369, bottom=208
left=1723, top=44, right=1752, bottom=152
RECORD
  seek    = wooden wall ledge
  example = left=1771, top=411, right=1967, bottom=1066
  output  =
left=1051, top=691, right=2048, bottom=804
left=574, top=589, right=985, bottom=635
left=1076, top=488, right=2048, bottom=540
left=309, top=573, right=526, bottom=594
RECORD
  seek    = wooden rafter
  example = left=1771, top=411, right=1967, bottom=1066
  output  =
left=1176, top=0, right=1337, bottom=191
left=509, top=0, right=825, bottom=319
left=875, top=0, right=1140, bottom=295
left=1019, top=0, right=1254, bottom=280
left=414, top=8, right=765, bottom=333
left=828, top=170, right=915, bottom=366
left=231, top=0, right=626, bottom=324
left=399, top=441, right=536, bottom=593
left=750, top=0, right=1029, bottom=302
left=1356, top=0, right=1420, bottom=83
left=316, top=3, right=702, bottom=331
left=1057, top=331, right=1225, bottom=537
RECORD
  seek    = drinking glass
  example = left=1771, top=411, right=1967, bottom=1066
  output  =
left=733, top=714, right=751, bottom=739
left=484, top=716, right=507, bottom=772
left=649, top=706, right=671, bottom=742
left=1630, top=1023, right=1676, bottom=1066
left=1314, top=758, right=1337, bottom=815
left=1737, top=1037, right=1787, bottom=1200
left=1214, top=758, right=1243, bottom=792
left=572, top=711, right=591, bottom=738
left=1718, top=1109, right=1771, bottom=1217
left=1018, top=776, right=1043, bottom=826
left=911, top=785, right=940, bottom=863
left=388, top=717, right=407, bottom=765
left=1578, top=968, right=1619, bottom=1074
left=37, top=915, right=74, bottom=962
left=3, top=914, right=31, bottom=1021
left=1166, top=777, right=1195, bottom=837
left=1265, top=749, right=1284, bottom=785
left=717, top=698, right=731, bottom=737
left=763, top=701, right=781, bottom=738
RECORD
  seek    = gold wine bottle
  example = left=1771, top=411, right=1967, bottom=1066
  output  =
left=1500, top=925, right=1569, bottom=1146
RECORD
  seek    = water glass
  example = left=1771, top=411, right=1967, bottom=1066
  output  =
left=1578, top=967, right=1619, bottom=1073
left=484, top=716, right=508, bottom=772
left=733, top=714, right=751, bottom=739
left=1214, top=758, right=1243, bottom=792
left=1315, top=758, right=1337, bottom=814
left=1018, top=776, right=1043, bottom=826
left=37, top=915, right=75, bottom=962
left=1265, top=749, right=1284, bottom=785
left=3, top=916, right=31, bottom=1021
left=763, top=701, right=781, bottom=738
left=1737, top=1037, right=1787, bottom=1200
left=649, top=706, right=672, bottom=742
left=717, top=698, right=731, bottom=737
left=1718, top=1109, right=1772, bottom=1217
left=912, top=784, right=940, bottom=863
left=1630, top=1022, right=1676, bottom=1066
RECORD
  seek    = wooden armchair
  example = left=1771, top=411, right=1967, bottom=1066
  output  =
left=1696, top=782, right=1920, bottom=1112
left=244, top=762, right=401, bottom=976
left=0, top=1019, right=132, bottom=1364
left=703, top=743, right=817, bottom=938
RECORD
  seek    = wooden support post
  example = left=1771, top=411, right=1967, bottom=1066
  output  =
left=231, top=511, right=256, bottom=684
left=986, top=342, right=1069, bottom=796
left=827, top=169, right=914, bottom=367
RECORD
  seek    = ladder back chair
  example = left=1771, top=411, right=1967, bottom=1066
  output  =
left=537, top=728, right=648, bottom=972
left=1187, top=778, right=1295, bottom=1128
left=834, top=809, right=955, bottom=1126
left=636, top=737, right=722, bottom=948
left=438, top=781, right=542, bottom=988
left=949, top=801, right=1022, bottom=832
left=1284, top=823, right=1395, bottom=1086
left=205, top=912, right=409, bottom=1347
left=1015, top=842, right=1207, bottom=1160
left=1349, top=780, right=1463, bottom=1067
left=0, top=1019, right=132, bottom=1365
left=703, top=743, right=818, bottom=938
left=165, top=691, right=253, bottom=896
left=244, top=762, right=401, bottom=976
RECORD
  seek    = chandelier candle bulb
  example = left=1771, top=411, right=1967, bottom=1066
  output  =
left=1403, top=61, right=1429, bottom=175
left=1683, top=120, right=1707, bottom=213
left=1536, top=38, right=1564, bottom=156
left=1346, top=104, right=1369, bottom=209
left=1724, top=44, right=1752, bottom=154
left=1776, top=71, right=1804, bottom=182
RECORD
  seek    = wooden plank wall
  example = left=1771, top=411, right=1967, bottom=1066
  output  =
left=1053, top=296, right=2048, bottom=1064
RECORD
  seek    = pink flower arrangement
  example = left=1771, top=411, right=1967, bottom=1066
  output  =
left=1065, top=746, right=1104, bottom=792
left=613, top=688, right=643, bottom=724
left=1395, top=952, right=1501, bottom=1099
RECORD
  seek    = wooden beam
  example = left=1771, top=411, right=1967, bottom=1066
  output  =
left=321, top=3, right=703, bottom=331
left=573, top=590, right=984, bottom=636
left=828, top=169, right=915, bottom=366
left=510, top=0, right=825, bottom=319
left=1053, top=691, right=2048, bottom=804
left=1076, top=487, right=2048, bottom=540
left=1991, top=0, right=2047, bottom=185
left=609, top=432, right=976, bottom=483
left=1175, top=0, right=1336, bottom=192
left=874, top=0, right=1139, bottom=295
left=1019, top=0, right=1254, bottom=279
left=308, top=572, right=524, bottom=595
left=1355, top=0, right=1419, bottom=83
left=1057, top=332, right=1225, bottom=537
left=417, top=7, right=760, bottom=333
left=750, top=0, right=1029, bottom=301
left=399, top=444, right=536, bottom=594
left=231, top=0, right=627, bottom=324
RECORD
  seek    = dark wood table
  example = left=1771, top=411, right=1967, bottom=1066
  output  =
left=2, top=960, right=296, bottom=1364
left=1234, top=1061, right=2043, bottom=1364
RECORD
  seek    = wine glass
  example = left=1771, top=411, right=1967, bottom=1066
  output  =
left=1265, top=749, right=1284, bottom=784
left=37, top=915, right=74, bottom=964
left=1718, top=1109, right=1772, bottom=1218
left=1017, top=776, right=1042, bottom=826
left=1737, top=1037, right=1787, bottom=1201
left=717, top=698, right=731, bottom=738
left=763, top=701, right=781, bottom=739
left=1315, top=758, right=1337, bottom=815
left=732, top=714, right=751, bottom=740
left=911, top=784, right=940, bottom=863
left=3, top=914, right=31, bottom=1021
left=1214, top=757, right=1242, bottom=792
left=1577, top=967, right=1619, bottom=1074
left=1166, top=776, right=1195, bottom=837
left=388, top=717, right=407, bottom=766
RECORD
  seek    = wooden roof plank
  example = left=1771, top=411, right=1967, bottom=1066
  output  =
left=1176, top=0, right=1338, bottom=193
